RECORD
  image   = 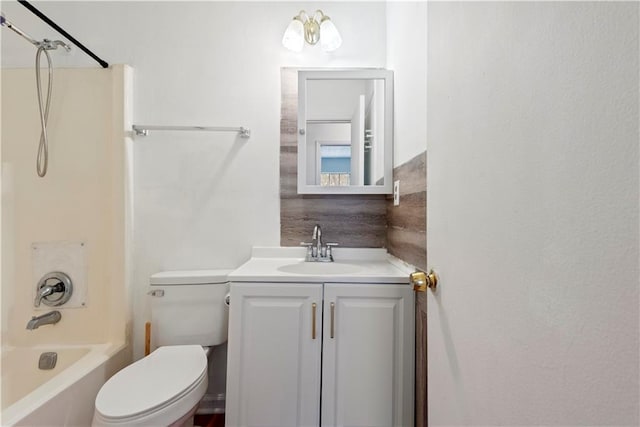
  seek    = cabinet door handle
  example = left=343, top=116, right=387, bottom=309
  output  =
left=312, top=302, right=317, bottom=339
left=330, top=302, right=335, bottom=339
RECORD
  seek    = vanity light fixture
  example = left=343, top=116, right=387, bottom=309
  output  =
left=282, top=10, right=342, bottom=52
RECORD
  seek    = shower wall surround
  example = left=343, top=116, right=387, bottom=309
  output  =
left=1, top=66, right=132, bottom=347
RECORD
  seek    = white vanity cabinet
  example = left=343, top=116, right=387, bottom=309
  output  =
left=321, top=283, right=414, bottom=427
left=226, top=281, right=414, bottom=427
left=226, top=282, right=323, bottom=427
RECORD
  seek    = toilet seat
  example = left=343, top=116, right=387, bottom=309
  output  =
left=93, top=345, right=208, bottom=426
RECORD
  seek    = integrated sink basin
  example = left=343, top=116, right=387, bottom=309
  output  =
left=228, top=247, right=410, bottom=283
left=277, top=262, right=363, bottom=275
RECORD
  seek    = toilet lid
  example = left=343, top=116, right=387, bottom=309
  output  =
left=95, top=345, right=207, bottom=420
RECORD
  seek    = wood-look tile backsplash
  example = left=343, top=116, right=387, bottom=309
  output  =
left=386, top=151, right=427, bottom=271
left=280, top=68, right=387, bottom=247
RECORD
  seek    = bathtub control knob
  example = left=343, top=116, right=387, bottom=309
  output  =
left=35, top=272, right=73, bottom=307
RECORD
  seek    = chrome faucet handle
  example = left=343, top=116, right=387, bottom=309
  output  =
left=35, top=272, right=73, bottom=308
left=34, top=283, right=58, bottom=307
left=300, top=242, right=314, bottom=261
left=325, top=243, right=339, bottom=261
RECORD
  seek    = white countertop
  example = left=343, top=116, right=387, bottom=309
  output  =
left=228, top=247, right=412, bottom=284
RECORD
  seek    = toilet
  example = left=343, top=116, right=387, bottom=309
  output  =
left=93, top=270, right=231, bottom=427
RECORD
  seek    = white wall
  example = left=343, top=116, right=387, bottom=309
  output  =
left=307, top=79, right=368, bottom=121
left=427, top=2, right=639, bottom=425
left=1, top=1, right=388, bottom=359
left=386, top=2, right=427, bottom=166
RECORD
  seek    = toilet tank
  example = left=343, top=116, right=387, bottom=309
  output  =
left=149, top=270, right=232, bottom=347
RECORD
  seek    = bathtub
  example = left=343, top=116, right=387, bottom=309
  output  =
left=1, top=342, right=130, bottom=426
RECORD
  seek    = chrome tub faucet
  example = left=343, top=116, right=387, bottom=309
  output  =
left=34, top=271, right=73, bottom=308
left=34, top=281, right=64, bottom=307
left=26, top=310, right=62, bottom=330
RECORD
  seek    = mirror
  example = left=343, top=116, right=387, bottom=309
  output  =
left=297, top=69, right=393, bottom=194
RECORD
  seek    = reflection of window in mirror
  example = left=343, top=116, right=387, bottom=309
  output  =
left=319, top=144, right=351, bottom=186
left=306, top=122, right=352, bottom=185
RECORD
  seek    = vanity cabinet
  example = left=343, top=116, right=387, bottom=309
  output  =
left=226, top=282, right=414, bottom=427
left=320, top=284, right=414, bottom=427
left=226, top=283, right=322, bottom=427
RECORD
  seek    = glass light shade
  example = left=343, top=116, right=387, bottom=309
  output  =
left=320, top=18, right=342, bottom=52
left=282, top=18, right=304, bottom=52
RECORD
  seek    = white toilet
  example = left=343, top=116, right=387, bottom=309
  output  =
left=93, top=270, right=231, bottom=427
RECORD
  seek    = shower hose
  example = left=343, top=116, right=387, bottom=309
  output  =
left=35, top=45, right=52, bottom=177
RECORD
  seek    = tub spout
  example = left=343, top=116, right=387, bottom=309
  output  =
left=26, top=310, right=62, bottom=330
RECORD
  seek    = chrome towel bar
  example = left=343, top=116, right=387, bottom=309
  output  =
left=132, top=125, right=251, bottom=139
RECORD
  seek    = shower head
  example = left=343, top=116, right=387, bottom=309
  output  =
left=39, top=38, right=71, bottom=52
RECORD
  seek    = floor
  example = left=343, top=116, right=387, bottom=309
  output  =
left=194, top=413, right=225, bottom=427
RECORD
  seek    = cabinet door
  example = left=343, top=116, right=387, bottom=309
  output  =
left=226, top=282, right=323, bottom=427
left=321, top=283, right=414, bottom=427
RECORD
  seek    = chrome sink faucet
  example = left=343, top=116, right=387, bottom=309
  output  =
left=26, top=310, right=62, bottom=330
left=301, top=224, right=338, bottom=262
left=312, top=224, right=322, bottom=257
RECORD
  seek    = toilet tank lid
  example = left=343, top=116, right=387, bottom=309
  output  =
left=150, top=269, right=233, bottom=285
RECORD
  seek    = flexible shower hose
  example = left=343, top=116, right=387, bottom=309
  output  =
left=35, top=45, right=52, bottom=177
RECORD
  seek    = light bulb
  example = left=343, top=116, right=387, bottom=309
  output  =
left=282, top=18, right=304, bottom=52
left=320, top=18, right=342, bottom=52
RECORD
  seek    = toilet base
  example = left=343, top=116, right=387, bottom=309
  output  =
left=169, top=403, right=198, bottom=427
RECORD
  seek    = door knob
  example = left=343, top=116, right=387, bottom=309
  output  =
left=410, top=269, right=438, bottom=292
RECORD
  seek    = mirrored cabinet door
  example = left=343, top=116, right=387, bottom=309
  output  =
left=297, top=69, right=394, bottom=194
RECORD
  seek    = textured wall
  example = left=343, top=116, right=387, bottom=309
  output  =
left=280, top=68, right=387, bottom=247
left=427, top=2, right=639, bottom=425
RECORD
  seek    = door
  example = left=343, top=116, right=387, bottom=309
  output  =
left=226, top=282, right=322, bottom=427
left=426, top=3, right=638, bottom=425
left=415, top=290, right=428, bottom=427
left=321, top=283, right=414, bottom=427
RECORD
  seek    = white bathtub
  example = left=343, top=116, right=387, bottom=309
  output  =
left=1, top=343, right=130, bottom=426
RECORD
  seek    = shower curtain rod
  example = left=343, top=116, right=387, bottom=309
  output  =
left=18, top=0, right=108, bottom=68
